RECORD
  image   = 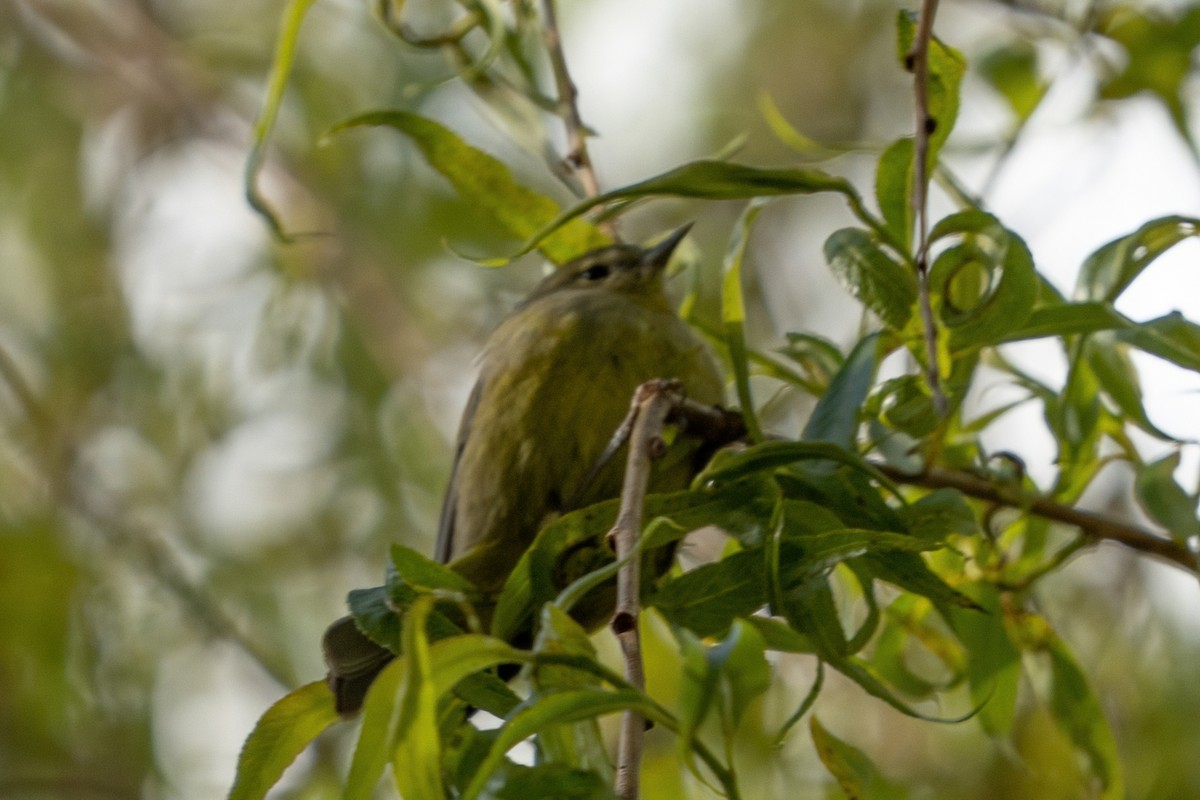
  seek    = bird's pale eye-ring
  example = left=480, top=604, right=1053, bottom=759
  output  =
left=580, top=264, right=611, bottom=282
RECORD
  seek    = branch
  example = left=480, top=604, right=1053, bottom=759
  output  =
left=608, top=380, right=684, bottom=800
left=875, top=463, right=1199, bottom=573
left=906, top=0, right=948, bottom=417
left=538, top=0, right=616, bottom=236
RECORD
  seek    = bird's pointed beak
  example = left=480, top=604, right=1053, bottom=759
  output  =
left=641, top=223, right=694, bottom=272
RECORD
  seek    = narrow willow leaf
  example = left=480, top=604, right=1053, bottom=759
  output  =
left=901, top=488, right=979, bottom=540
left=348, top=585, right=401, bottom=652
left=724, top=200, right=768, bottom=442
left=462, top=690, right=675, bottom=800
left=801, top=333, right=881, bottom=447
left=929, top=210, right=1037, bottom=348
left=391, top=543, right=476, bottom=592
left=327, top=110, right=609, bottom=264
left=1000, top=302, right=1131, bottom=342
left=757, top=90, right=828, bottom=153
left=492, top=482, right=778, bottom=642
left=651, top=549, right=767, bottom=636
left=811, top=715, right=909, bottom=799
left=677, top=629, right=718, bottom=767
left=775, top=660, right=824, bottom=742
left=507, top=160, right=861, bottom=259
left=1076, top=216, right=1200, bottom=303
left=875, top=138, right=914, bottom=253
left=824, top=229, right=916, bottom=329
left=1117, top=311, right=1200, bottom=373
left=978, top=40, right=1045, bottom=120
left=946, top=583, right=1020, bottom=737
left=699, top=440, right=899, bottom=498
left=745, top=615, right=814, bottom=654
left=345, top=657, right=406, bottom=800
left=245, top=0, right=319, bottom=239
left=1046, top=636, right=1126, bottom=799
left=1135, top=453, right=1200, bottom=542
left=393, top=597, right=445, bottom=800
left=710, top=620, right=772, bottom=731
left=865, top=551, right=980, bottom=611
left=487, top=763, right=618, bottom=800
left=228, top=681, right=339, bottom=800
left=1086, top=334, right=1178, bottom=441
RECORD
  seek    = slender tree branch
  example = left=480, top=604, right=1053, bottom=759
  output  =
left=608, top=380, right=684, bottom=800
left=906, top=0, right=948, bottom=417
left=875, top=463, right=1199, bottom=572
left=538, top=0, right=618, bottom=238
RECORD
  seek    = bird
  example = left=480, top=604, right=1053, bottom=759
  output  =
left=323, top=224, right=725, bottom=715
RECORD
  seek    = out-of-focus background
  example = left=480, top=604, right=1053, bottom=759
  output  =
left=2, top=0, right=1199, bottom=797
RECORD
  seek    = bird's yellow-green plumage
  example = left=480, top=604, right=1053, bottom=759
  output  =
left=324, top=226, right=723, bottom=714
left=440, top=232, right=724, bottom=592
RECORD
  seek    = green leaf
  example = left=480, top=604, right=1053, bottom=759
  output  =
left=1098, top=8, right=1200, bottom=155
left=866, top=551, right=980, bottom=612
left=775, top=468, right=906, bottom=533
left=700, top=440, right=899, bottom=499
left=677, top=620, right=771, bottom=754
left=651, top=549, right=767, bottom=636
left=1001, top=302, right=1131, bottom=342
left=1086, top=333, right=1178, bottom=441
left=393, top=597, right=446, bottom=800
left=928, top=210, right=1037, bottom=348
left=505, top=160, right=861, bottom=259
left=723, top=200, right=768, bottom=442
left=228, top=681, right=339, bottom=800
left=897, top=10, right=967, bottom=169
left=824, top=229, right=916, bottom=329
left=779, top=332, right=845, bottom=391
left=977, top=40, right=1045, bottom=120
left=1135, top=452, right=1200, bottom=542
left=870, top=375, right=939, bottom=439
left=744, top=615, right=815, bottom=654
left=802, top=333, right=882, bottom=447
left=493, top=482, right=779, bottom=641
left=1117, top=311, right=1200, bottom=373
left=1046, top=635, right=1126, bottom=799
left=327, top=110, right=609, bottom=264
left=875, top=137, right=914, bottom=253
left=348, top=585, right=402, bottom=652
left=345, top=657, right=406, bottom=800
left=946, top=583, right=1020, bottom=737
left=245, top=0, right=319, bottom=240
left=391, top=543, right=476, bottom=593
left=810, top=715, right=909, bottom=800
left=901, top=488, right=979, bottom=540
left=487, top=763, right=618, bottom=800
left=709, top=619, right=772, bottom=730
left=1075, top=216, right=1200, bottom=303
left=462, top=690, right=675, bottom=800
left=349, top=630, right=526, bottom=800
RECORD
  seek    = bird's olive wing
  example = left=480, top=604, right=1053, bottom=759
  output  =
left=434, top=378, right=484, bottom=564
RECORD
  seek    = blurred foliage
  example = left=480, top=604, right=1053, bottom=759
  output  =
left=3, top=1, right=1200, bottom=799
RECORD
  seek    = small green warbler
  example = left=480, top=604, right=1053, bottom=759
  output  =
left=324, top=225, right=724, bottom=713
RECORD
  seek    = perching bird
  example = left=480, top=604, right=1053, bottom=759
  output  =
left=324, top=225, right=724, bottom=714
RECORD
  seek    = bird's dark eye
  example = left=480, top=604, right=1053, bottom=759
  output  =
left=580, top=264, right=611, bottom=282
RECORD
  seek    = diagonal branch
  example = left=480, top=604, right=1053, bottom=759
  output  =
left=608, top=379, right=685, bottom=800
left=538, top=0, right=619, bottom=239
left=875, top=462, right=1198, bottom=573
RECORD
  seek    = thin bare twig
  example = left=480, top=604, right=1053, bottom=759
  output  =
left=538, top=0, right=617, bottom=237
left=906, top=0, right=949, bottom=417
left=875, top=463, right=1199, bottom=573
left=609, top=380, right=685, bottom=800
